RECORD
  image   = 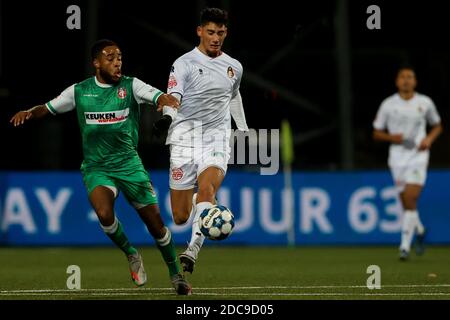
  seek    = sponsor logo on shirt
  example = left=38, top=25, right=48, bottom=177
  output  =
left=168, top=75, right=177, bottom=90
left=171, top=167, right=184, bottom=181
left=84, top=108, right=129, bottom=125
left=227, top=66, right=234, bottom=78
left=117, top=87, right=127, bottom=99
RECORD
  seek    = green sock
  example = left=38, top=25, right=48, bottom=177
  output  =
left=156, top=228, right=180, bottom=277
left=102, top=218, right=138, bottom=256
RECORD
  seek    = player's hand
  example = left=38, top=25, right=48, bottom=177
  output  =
left=156, top=94, right=180, bottom=112
left=390, top=134, right=403, bottom=144
left=418, top=137, right=432, bottom=151
left=10, top=110, right=33, bottom=127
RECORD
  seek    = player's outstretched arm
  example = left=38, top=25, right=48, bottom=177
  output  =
left=10, top=104, right=50, bottom=127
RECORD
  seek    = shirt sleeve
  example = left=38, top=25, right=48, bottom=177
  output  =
left=46, top=84, right=76, bottom=115
left=232, top=62, right=243, bottom=99
left=373, top=101, right=388, bottom=130
left=167, top=59, right=188, bottom=97
left=132, top=78, right=164, bottom=106
left=230, top=91, right=249, bottom=131
left=426, top=98, right=441, bottom=126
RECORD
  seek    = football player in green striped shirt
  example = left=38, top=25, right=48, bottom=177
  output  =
left=10, top=39, right=192, bottom=295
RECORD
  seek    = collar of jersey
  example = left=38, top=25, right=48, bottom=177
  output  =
left=194, top=46, right=224, bottom=61
left=396, top=92, right=417, bottom=102
left=94, top=76, right=114, bottom=88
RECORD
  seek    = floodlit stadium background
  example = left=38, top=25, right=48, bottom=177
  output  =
left=1, top=0, right=450, bottom=246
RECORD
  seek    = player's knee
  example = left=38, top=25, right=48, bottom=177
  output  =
left=197, top=185, right=215, bottom=202
left=95, top=208, right=115, bottom=226
left=172, top=209, right=190, bottom=225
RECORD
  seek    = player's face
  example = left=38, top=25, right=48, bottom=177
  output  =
left=396, top=69, right=417, bottom=93
left=197, top=22, right=227, bottom=57
left=94, top=45, right=122, bottom=83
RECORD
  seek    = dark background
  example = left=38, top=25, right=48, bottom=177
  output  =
left=1, top=0, right=449, bottom=171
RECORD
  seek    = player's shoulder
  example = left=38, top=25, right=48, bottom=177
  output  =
left=222, top=52, right=243, bottom=70
left=174, top=49, right=197, bottom=64
left=119, top=75, right=135, bottom=86
left=76, top=77, right=94, bottom=87
left=380, top=93, right=399, bottom=108
left=415, top=92, right=434, bottom=105
left=121, top=75, right=133, bottom=81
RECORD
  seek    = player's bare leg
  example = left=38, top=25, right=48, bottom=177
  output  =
left=136, top=204, right=192, bottom=295
left=178, top=167, right=224, bottom=273
left=89, top=186, right=147, bottom=286
left=170, top=188, right=195, bottom=225
left=399, top=184, right=425, bottom=260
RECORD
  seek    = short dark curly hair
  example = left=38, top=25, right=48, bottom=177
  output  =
left=200, top=7, right=228, bottom=26
left=91, top=39, right=118, bottom=61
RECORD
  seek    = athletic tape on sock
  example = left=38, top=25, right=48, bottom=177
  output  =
left=156, top=227, right=172, bottom=247
left=100, top=216, right=119, bottom=234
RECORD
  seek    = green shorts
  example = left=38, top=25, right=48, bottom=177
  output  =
left=81, top=165, right=158, bottom=209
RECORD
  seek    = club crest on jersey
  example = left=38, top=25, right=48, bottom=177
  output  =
left=227, top=66, right=234, bottom=78
left=171, top=167, right=183, bottom=181
left=117, top=87, right=127, bottom=99
left=168, top=75, right=177, bottom=90
left=418, top=105, right=424, bottom=113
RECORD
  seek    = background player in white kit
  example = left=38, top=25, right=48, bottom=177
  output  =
left=373, top=66, right=442, bottom=260
left=153, top=7, right=249, bottom=273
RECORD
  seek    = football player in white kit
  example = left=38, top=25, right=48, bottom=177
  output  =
left=153, top=8, right=249, bottom=273
left=373, top=66, right=442, bottom=260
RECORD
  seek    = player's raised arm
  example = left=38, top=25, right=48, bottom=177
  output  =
left=9, top=104, right=50, bottom=127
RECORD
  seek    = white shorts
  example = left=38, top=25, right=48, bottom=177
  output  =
left=390, top=164, right=428, bottom=192
left=169, top=143, right=231, bottom=190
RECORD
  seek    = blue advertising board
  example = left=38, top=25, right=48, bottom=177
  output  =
left=0, top=170, right=449, bottom=245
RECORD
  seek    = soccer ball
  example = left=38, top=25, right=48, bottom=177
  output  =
left=198, top=205, right=235, bottom=240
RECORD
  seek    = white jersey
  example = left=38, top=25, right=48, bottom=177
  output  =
left=166, top=47, right=243, bottom=147
left=373, top=92, right=441, bottom=167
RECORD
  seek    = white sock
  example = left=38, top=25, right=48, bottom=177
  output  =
left=163, top=106, right=177, bottom=120
left=189, top=201, right=212, bottom=249
left=400, top=211, right=417, bottom=252
left=412, top=210, right=425, bottom=235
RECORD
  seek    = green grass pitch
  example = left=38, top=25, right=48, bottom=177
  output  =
left=0, top=246, right=449, bottom=300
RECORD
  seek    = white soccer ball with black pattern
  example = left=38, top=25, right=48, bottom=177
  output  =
left=198, top=205, right=235, bottom=240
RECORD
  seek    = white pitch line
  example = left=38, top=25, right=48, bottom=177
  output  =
left=1, top=292, right=450, bottom=297
left=194, top=292, right=450, bottom=296
left=1, top=284, right=450, bottom=294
